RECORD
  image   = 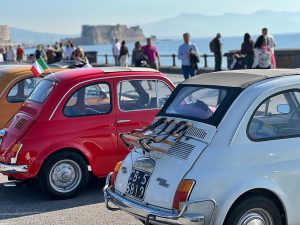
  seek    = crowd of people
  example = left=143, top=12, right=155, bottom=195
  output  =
left=0, top=40, right=90, bottom=66
left=0, top=27, right=277, bottom=80
left=176, top=27, right=276, bottom=79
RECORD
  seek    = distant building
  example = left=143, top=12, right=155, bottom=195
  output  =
left=0, top=25, right=12, bottom=46
left=68, top=24, right=145, bottom=45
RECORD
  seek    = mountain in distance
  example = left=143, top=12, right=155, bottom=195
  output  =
left=10, top=27, right=77, bottom=45
left=141, top=10, right=300, bottom=38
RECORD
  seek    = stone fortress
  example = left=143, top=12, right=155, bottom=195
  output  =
left=71, top=24, right=146, bottom=45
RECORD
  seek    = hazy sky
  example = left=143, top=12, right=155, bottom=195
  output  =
left=2, top=0, right=300, bottom=34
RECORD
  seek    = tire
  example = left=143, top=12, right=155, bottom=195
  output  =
left=224, top=195, right=283, bottom=225
left=38, top=151, right=89, bottom=199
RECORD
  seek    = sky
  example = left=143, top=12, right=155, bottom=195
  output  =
left=1, top=0, right=300, bottom=34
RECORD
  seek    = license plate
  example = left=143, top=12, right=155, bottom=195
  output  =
left=125, top=168, right=151, bottom=201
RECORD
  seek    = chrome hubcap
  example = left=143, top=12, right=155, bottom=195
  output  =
left=237, top=208, right=274, bottom=225
left=49, top=160, right=82, bottom=193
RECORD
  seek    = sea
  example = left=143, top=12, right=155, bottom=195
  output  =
left=25, top=33, right=300, bottom=68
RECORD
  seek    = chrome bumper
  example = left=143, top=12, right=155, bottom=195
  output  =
left=104, top=173, right=214, bottom=225
left=0, top=163, right=28, bottom=173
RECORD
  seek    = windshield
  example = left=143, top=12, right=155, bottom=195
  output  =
left=27, top=79, right=55, bottom=103
left=160, top=84, right=242, bottom=126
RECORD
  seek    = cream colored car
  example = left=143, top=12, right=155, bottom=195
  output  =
left=104, top=69, right=300, bottom=225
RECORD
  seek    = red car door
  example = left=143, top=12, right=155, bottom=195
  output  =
left=114, top=76, right=173, bottom=159
left=57, top=80, right=118, bottom=176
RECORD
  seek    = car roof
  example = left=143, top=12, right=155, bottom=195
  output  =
left=182, top=69, right=300, bottom=88
left=46, top=67, right=162, bottom=82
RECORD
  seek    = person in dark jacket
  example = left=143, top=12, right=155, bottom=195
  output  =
left=211, top=33, right=222, bottom=71
left=241, top=33, right=254, bottom=69
left=119, top=41, right=129, bottom=67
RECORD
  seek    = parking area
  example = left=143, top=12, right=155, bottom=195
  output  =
left=0, top=174, right=141, bottom=225
left=0, top=73, right=183, bottom=225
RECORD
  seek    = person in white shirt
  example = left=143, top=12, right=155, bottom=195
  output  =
left=0, top=53, right=3, bottom=62
left=6, top=46, right=15, bottom=61
left=112, top=38, right=121, bottom=66
left=262, top=27, right=276, bottom=68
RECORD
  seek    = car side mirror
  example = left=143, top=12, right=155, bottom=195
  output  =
left=277, top=104, right=290, bottom=114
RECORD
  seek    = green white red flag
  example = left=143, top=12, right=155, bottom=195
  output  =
left=31, top=58, right=49, bottom=77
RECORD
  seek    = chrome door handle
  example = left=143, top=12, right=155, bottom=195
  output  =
left=117, top=120, right=131, bottom=124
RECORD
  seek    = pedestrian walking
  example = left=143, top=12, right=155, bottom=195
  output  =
left=35, top=44, right=47, bottom=61
left=119, top=41, right=129, bottom=67
left=240, top=33, right=254, bottom=69
left=112, top=38, right=121, bottom=66
left=5, top=46, right=16, bottom=62
left=142, top=38, right=160, bottom=70
left=262, top=27, right=276, bottom=68
left=54, top=42, right=64, bottom=62
left=210, top=33, right=223, bottom=71
left=131, top=41, right=145, bottom=67
left=46, top=45, right=56, bottom=64
left=252, top=35, right=273, bottom=69
left=178, top=33, right=200, bottom=79
left=16, top=45, right=25, bottom=62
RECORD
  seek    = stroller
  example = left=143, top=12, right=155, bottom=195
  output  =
left=230, top=53, right=247, bottom=70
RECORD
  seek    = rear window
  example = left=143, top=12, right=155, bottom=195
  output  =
left=159, top=84, right=242, bottom=126
left=165, top=86, right=227, bottom=120
left=27, top=79, right=55, bottom=103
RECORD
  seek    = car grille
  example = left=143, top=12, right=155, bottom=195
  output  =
left=167, top=141, right=195, bottom=160
left=15, top=118, right=28, bottom=130
left=185, top=127, right=207, bottom=140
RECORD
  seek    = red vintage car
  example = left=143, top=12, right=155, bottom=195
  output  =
left=0, top=67, right=174, bottom=198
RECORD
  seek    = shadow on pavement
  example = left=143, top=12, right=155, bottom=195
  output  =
left=0, top=175, right=106, bottom=220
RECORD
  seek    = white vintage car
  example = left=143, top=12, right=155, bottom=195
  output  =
left=104, top=69, right=300, bottom=225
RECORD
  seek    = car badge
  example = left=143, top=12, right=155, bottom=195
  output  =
left=121, top=167, right=127, bottom=174
left=156, top=177, right=169, bottom=188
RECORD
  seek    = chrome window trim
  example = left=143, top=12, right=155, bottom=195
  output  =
left=0, top=75, right=29, bottom=99
left=117, top=79, right=173, bottom=113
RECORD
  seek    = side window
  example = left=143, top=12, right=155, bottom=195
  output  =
left=64, top=83, right=111, bottom=117
left=248, top=91, right=300, bottom=141
left=7, top=77, right=42, bottom=103
left=157, top=81, right=172, bottom=108
left=118, top=80, right=172, bottom=111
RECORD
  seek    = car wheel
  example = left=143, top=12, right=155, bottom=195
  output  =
left=224, top=195, right=283, bottom=225
left=38, top=151, right=89, bottom=199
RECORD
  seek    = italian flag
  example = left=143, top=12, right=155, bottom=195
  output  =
left=31, top=58, right=49, bottom=77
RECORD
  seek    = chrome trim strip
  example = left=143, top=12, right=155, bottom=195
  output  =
left=48, top=75, right=171, bottom=121
left=0, top=163, right=28, bottom=173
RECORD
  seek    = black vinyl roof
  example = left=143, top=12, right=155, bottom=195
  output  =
left=183, top=69, right=300, bottom=88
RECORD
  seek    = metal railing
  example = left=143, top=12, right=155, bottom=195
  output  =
left=97, top=53, right=215, bottom=67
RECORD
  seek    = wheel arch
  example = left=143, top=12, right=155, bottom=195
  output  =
left=223, top=188, right=287, bottom=225
left=38, top=147, right=91, bottom=175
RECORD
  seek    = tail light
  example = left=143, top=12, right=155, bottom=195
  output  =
left=0, top=129, right=6, bottom=145
left=173, top=179, right=195, bottom=212
left=10, top=143, right=23, bottom=164
left=110, top=161, right=123, bottom=186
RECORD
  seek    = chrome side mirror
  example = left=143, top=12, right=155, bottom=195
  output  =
left=277, top=104, right=290, bottom=114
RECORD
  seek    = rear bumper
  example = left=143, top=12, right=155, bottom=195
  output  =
left=0, top=163, right=28, bottom=173
left=104, top=173, right=216, bottom=225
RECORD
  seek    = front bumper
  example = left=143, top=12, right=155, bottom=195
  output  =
left=104, top=173, right=216, bottom=225
left=0, top=163, right=28, bottom=173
